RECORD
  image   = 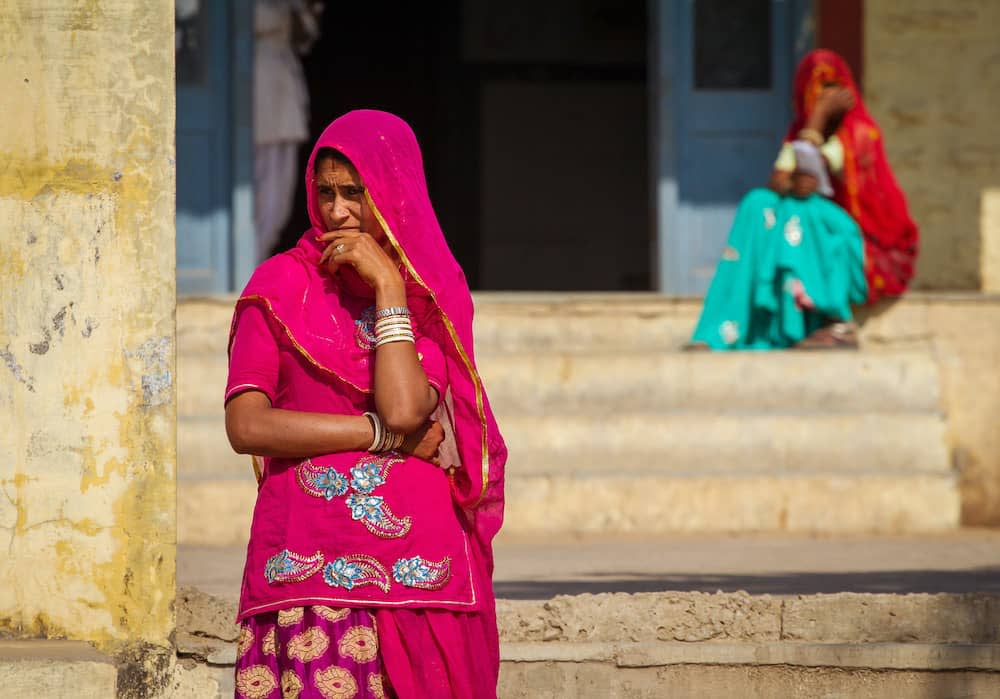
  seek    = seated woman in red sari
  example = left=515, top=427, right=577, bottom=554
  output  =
left=225, top=110, right=507, bottom=698
left=691, top=49, right=919, bottom=350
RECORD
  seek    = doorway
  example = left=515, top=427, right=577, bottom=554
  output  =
left=653, top=0, right=813, bottom=295
left=278, top=0, right=650, bottom=291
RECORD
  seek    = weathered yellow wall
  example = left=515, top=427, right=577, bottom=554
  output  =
left=865, top=0, right=1000, bottom=290
left=0, top=1, right=175, bottom=648
left=982, top=189, right=1000, bottom=292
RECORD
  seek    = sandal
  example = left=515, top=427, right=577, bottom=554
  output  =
left=794, top=322, right=859, bottom=350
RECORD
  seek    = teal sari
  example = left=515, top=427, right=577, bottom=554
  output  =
left=691, top=189, right=868, bottom=350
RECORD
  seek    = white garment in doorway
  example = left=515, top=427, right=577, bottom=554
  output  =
left=253, top=0, right=320, bottom=260
left=254, top=142, right=300, bottom=260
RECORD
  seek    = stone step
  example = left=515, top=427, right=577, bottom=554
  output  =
left=479, top=350, right=943, bottom=416
left=176, top=294, right=958, bottom=360
left=178, top=470, right=960, bottom=546
left=177, top=587, right=1000, bottom=698
left=176, top=294, right=702, bottom=358
left=470, top=292, right=700, bottom=354
left=502, top=413, right=950, bottom=475
left=499, top=643, right=1000, bottom=698
left=504, top=472, right=959, bottom=535
left=179, top=411, right=950, bottom=482
left=0, top=641, right=118, bottom=699
left=178, top=348, right=944, bottom=419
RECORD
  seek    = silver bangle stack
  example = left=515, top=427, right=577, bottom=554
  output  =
left=364, top=411, right=404, bottom=453
left=374, top=306, right=414, bottom=348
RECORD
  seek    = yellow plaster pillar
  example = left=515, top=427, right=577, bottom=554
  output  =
left=982, top=189, right=1000, bottom=293
left=0, top=0, right=176, bottom=666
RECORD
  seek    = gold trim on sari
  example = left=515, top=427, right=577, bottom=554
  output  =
left=366, top=191, right=492, bottom=507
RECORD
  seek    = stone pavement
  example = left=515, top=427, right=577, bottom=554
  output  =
left=174, top=531, right=1000, bottom=698
left=179, top=529, right=1000, bottom=599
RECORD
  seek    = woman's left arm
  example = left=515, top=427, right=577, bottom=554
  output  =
left=371, top=275, right=440, bottom=434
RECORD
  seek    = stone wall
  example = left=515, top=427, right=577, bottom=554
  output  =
left=983, top=188, right=1000, bottom=291
left=0, top=0, right=176, bottom=672
left=865, top=0, right=1000, bottom=290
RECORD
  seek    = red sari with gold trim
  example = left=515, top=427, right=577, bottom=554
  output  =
left=786, top=49, right=919, bottom=301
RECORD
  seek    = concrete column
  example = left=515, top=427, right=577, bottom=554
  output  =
left=0, top=0, right=176, bottom=689
left=982, top=188, right=1000, bottom=293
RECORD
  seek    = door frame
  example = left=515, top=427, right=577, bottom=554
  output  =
left=649, top=0, right=814, bottom=295
left=175, top=0, right=254, bottom=295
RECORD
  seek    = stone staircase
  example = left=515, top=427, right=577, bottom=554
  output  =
left=177, top=294, right=959, bottom=546
left=173, top=586, right=1000, bottom=699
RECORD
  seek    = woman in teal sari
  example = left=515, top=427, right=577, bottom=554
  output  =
left=690, top=184, right=867, bottom=350
left=691, top=50, right=918, bottom=351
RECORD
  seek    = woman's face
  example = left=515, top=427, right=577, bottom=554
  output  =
left=314, top=156, right=385, bottom=243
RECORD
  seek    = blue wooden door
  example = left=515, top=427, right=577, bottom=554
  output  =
left=653, top=0, right=812, bottom=295
left=176, top=0, right=232, bottom=294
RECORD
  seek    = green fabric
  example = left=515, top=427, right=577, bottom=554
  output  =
left=691, top=189, right=868, bottom=350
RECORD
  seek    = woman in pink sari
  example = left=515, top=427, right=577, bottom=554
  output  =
left=224, top=110, right=507, bottom=698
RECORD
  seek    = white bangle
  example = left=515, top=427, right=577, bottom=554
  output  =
left=375, top=318, right=413, bottom=334
left=364, top=412, right=382, bottom=452
left=375, top=336, right=415, bottom=349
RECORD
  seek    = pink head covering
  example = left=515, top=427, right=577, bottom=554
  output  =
left=236, top=110, right=507, bottom=547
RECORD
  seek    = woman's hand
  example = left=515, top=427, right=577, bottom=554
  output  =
left=790, top=172, right=819, bottom=199
left=399, top=420, right=445, bottom=466
left=814, top=86, right=855, bottom=120
left=319, top=230, right=403, bottom=292
left=768, top=170, right=792, bottom=195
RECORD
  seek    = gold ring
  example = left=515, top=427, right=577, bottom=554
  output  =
left=334, top=244, right=345, bottom=254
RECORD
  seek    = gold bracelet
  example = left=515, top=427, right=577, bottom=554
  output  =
left=798, top=128, right=824, bottom=146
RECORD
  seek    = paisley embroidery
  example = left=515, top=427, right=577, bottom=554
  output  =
left=338, top=625, right=379, bottom=663
left=235, top=665, right=278, bottom=699
left=286, top=626, right=330, bottom=663
left=265, top=549, right=324, bottom=584
left=278, top=607, right=305, bottom=627
left=392, top=555, right=451, bottom=590
left=262, top=627, right=277, bottom=656
left=322, top=554, right=391, bottom=593
left=296, top=460, right=349, bottom=501
left=297, top=453, right=410, bottom=538
left=314, top=666, right=358, bottom=699
left=354, top=306, right=377, bottom=350
left=237, top=624, right=254, bottom=658
left=349, top=460, right=386, bottom=494
left=367, top=672, right=388, bottom=699
left=312, top=605, right=350, bottom=623
left=280, top=671, right=303, bottom=699
left=345, top=493, right=384, bottom=521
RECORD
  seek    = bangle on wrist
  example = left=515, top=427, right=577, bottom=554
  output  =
left=364, top=411, right=404, bottom=452
left=798, top=128, right=824, bottom=146
left=375, top=306, right=410, bottom=319
left=364, top=412, right=382, bottom=452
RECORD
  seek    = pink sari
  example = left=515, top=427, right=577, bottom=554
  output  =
left=229, top=111, right=507, bottom=697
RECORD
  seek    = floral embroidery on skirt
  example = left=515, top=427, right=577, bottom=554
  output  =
left=236, top=606, right=391, bottom=698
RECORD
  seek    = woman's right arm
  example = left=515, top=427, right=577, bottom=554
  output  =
left=225, top=392, right=443, bottom=461
left=225, top=391, right=373, bottom=458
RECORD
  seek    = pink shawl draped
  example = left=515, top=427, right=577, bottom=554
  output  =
left=236, top=108, right=507, bottom=558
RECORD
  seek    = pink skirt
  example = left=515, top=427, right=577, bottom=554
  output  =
left=235, top=605, right=498, bottom=699
left=235, top=606, right=391, bottom=698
